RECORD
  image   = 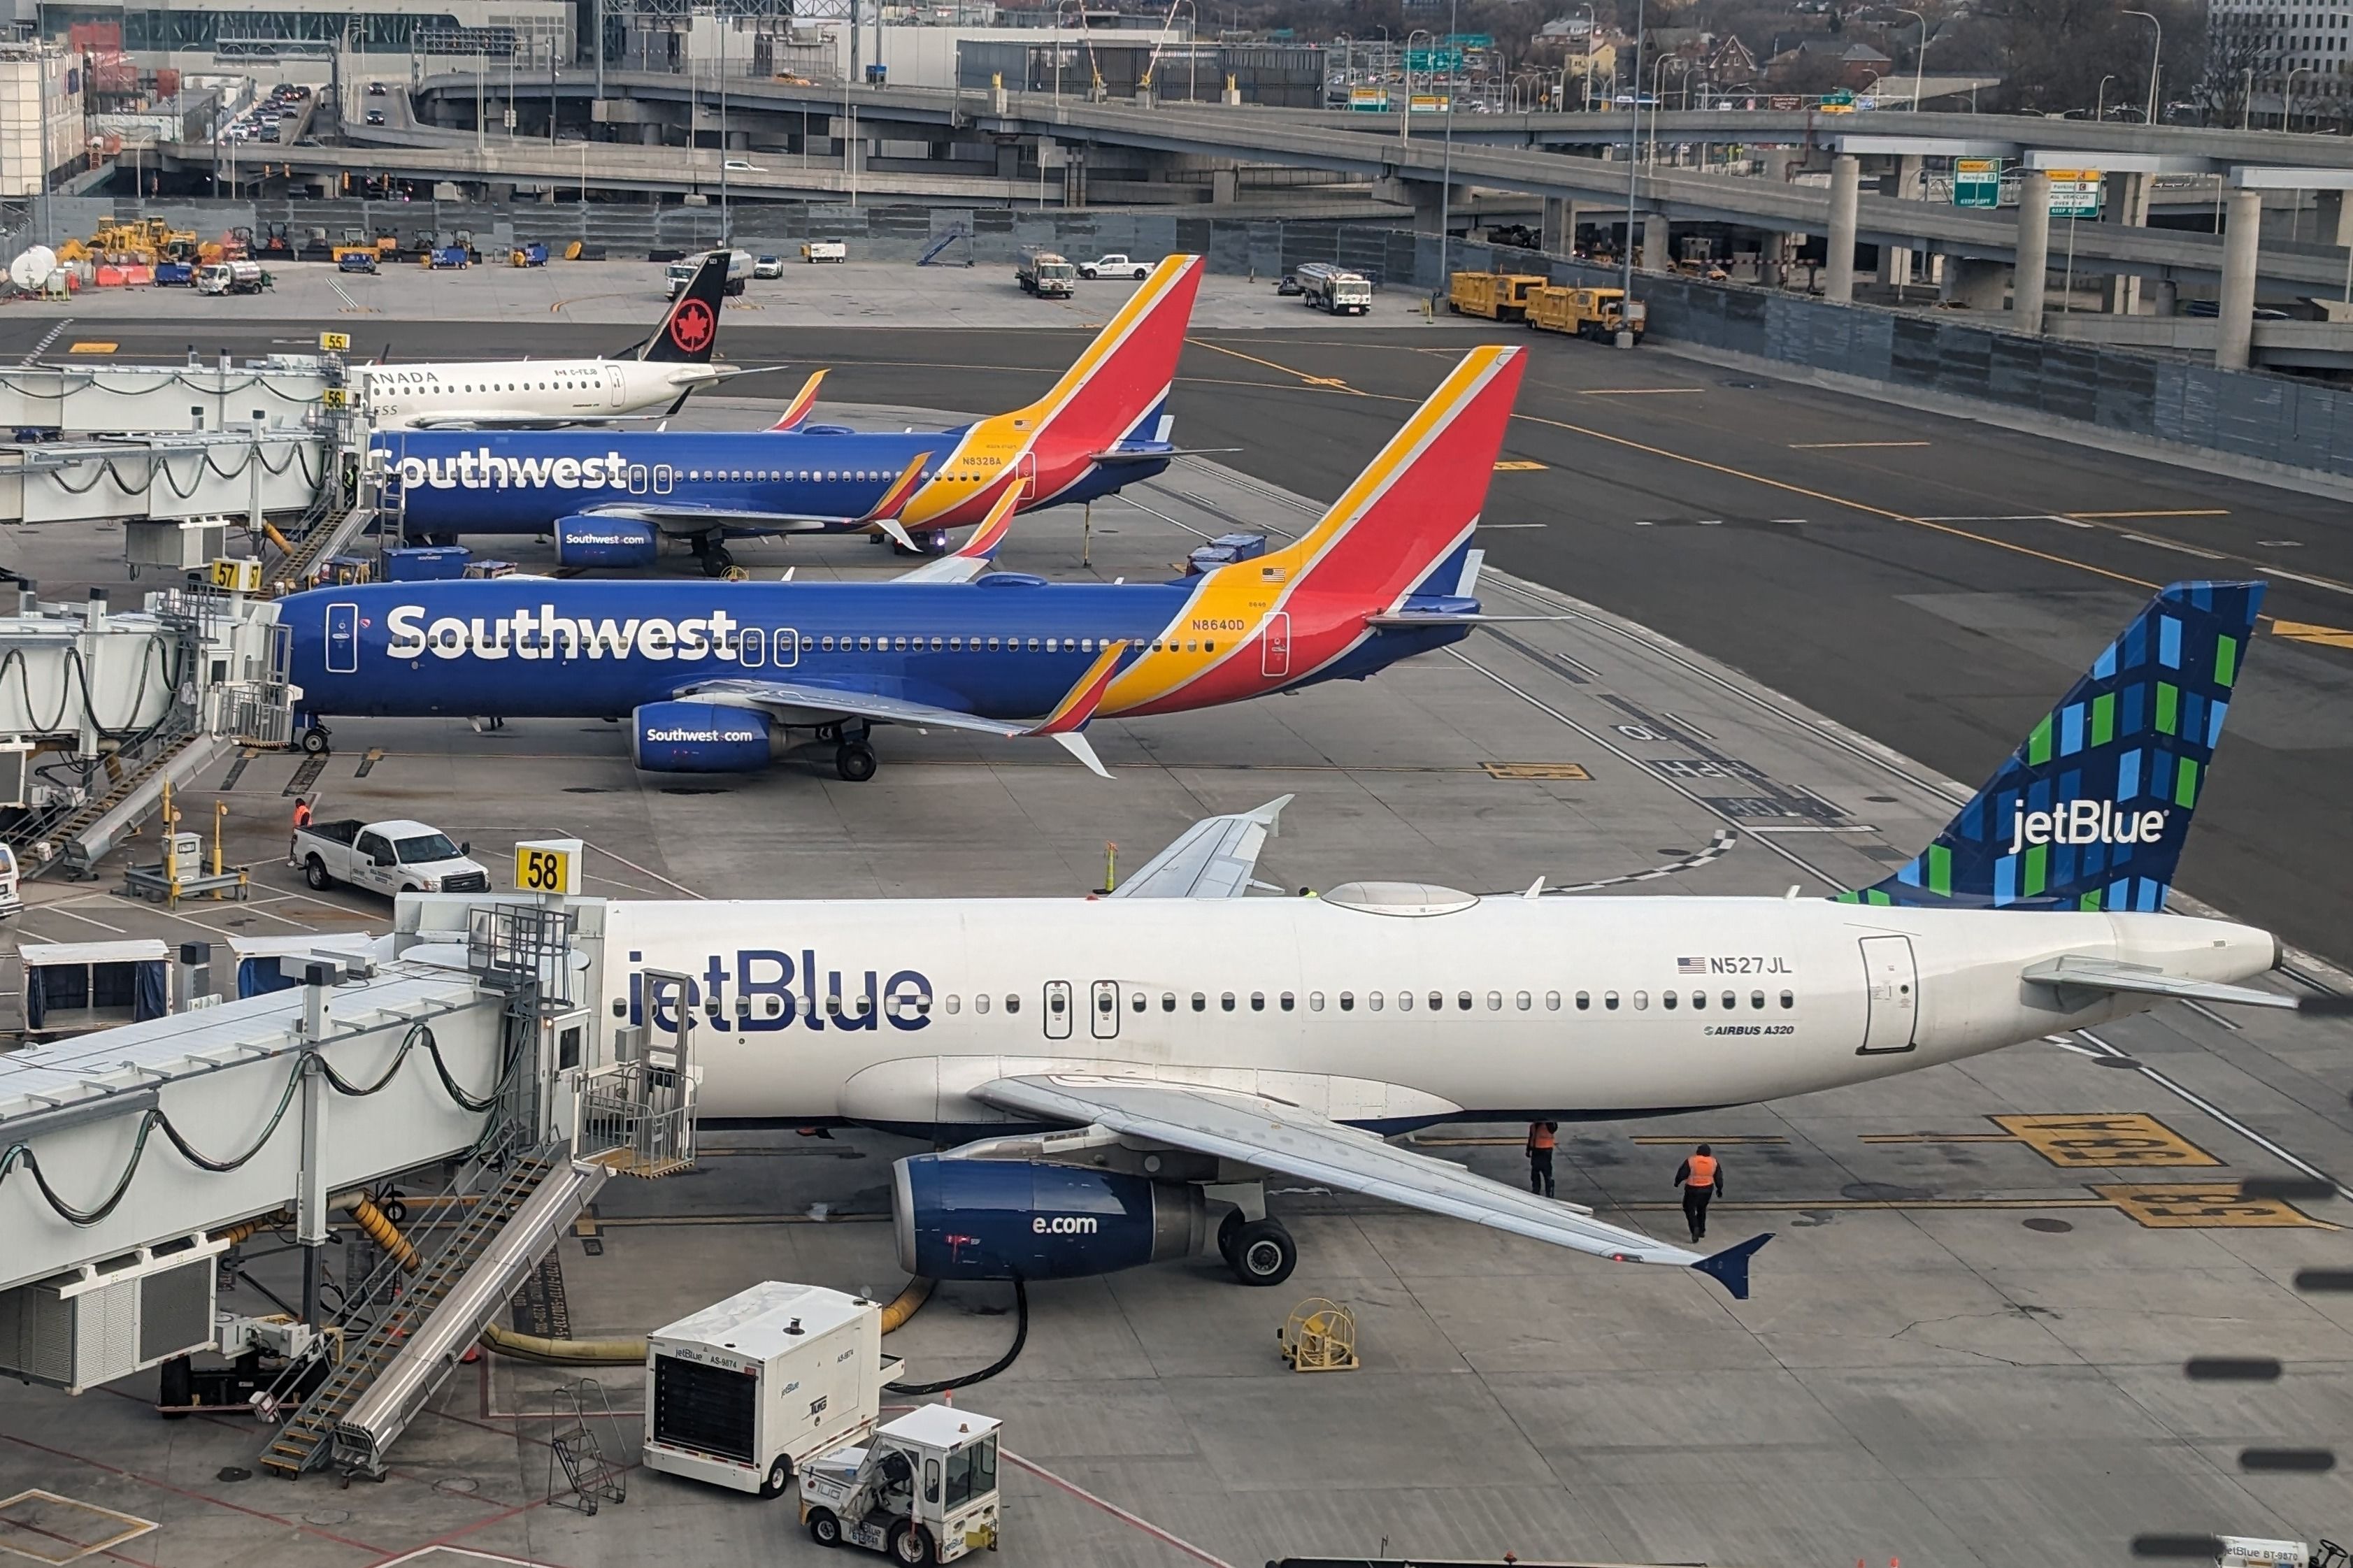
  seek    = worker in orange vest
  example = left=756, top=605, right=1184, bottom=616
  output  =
left=1525, top=1121, right=1558, bottom=1197
left=289, top=795, right=313, bottom=859
left=1674, top=1144, right=1723, bottom=1244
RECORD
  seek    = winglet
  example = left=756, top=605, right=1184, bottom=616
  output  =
left=857, top=451, right=936, bottom=526
left=1028, top=640, right=1131, bottom=738
left=956, top=483, right=1021, bottom=565
left=766, top=369, right=827, bottom=431
left=1689, top=1233, right=1771, bottom=1301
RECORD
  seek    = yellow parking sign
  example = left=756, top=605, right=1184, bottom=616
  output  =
left=319, top=331, right=352, bottom=352
left=515, top=838, right=584, bottom=895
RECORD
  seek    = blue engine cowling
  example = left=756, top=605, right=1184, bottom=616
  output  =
left=892, top=1155, right=1205, bottom=1281
left=554, top=513, right=659, bottom=570
left=630, top=701, right=778, bottom=772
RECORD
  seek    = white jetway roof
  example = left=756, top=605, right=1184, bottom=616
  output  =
left=16, top=940, right=169, bottom=966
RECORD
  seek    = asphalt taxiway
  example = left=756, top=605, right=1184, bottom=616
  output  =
left=2, top=426, right=2351, bottom=1568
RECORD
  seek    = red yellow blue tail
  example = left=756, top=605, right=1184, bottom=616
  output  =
left=1098, top=345, right=1525, bottom=719
left=766, top=371, right=827, bottom=431
left=1015, top=254, right=1201, bottom=458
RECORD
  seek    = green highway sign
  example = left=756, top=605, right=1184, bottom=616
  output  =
left=2047, top=168, right=2104, bottom=219
left=1953, top=157, right=2001, bottom=208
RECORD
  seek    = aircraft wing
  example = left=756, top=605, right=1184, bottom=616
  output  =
left=971, top=1074, right=1770, bottom=1299
left=679, top=641, right=1131, bottom=779
left=580, top=502, right=856, bottom=537
left=1106, top=795, right=1293, bottom=899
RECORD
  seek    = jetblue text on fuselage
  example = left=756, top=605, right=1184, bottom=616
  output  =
left=2007, top=800, right=2168, bottom=855
left=389, top=449, right=631, bottom=491
left=628, top=949, right=934, bottom=1033
left=387, top=603, right=743, bottom=662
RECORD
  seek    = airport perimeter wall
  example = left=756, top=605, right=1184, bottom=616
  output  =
left=42, top=195, right=2353, bottom=486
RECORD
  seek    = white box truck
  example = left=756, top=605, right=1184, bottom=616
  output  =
left=642, top=1282, right=903, bottom=1499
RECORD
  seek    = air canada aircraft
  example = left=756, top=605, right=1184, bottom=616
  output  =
left=352, top=251, right=747, bottom=431
left=399, top=579, right=2303, bottom=1300
left=366, top=254, right=1207, bottom=573
left=285, top=343, right=1524, bottom=777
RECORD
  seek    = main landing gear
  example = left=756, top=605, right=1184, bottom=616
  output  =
left=1216, top=1209, right=1298, bottom=1287
left=816, top=721, right=877, bottom=782
left=689, top=535, right=736, bottom=577
left=299, top=723, right=332, bottom=756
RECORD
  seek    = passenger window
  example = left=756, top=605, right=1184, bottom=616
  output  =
left=1751, top=991, right=1766, bottom=1009
left=1489, top=992, right=1504, bottom=1011
left=1131, top=993, right=1145, bottom=1012
left=950, top=638, right=962, bottom=650
left=1368, top=992, right=1385, bottom=1012
left=1780, top=991, right=1795, bottom=1009
left=825, top=994, right=842, bottom=1016
left=1339, top=992, right=1354, bottom=1012
left=1692, top=992, right=1707, bottom=1010
left=1220, top=993, right=1236, bottom=1012
left=1604, top=991, right=1619, bottom=1010
left=1161, top=993, right=1176, bottom=1012
left=1045, top=638, right=1058, bottom=653
left=1722, top=992, right=1737, bottom=1010
left=821, top=637, right=834, bottom=651
left=1515, top=991, right=1531, bottom=1011
left=1633, top=991, right=1649, bottom=1010
left=989, top=638, right=1002, bottom=652
left=1430, top=992, right=1444, bottom=1012
left=858, top=637, right=872, bottom=652
left=1005, top=995, right=1020, bottom=1014
left=1191, top=993, right=1206, bottom=1012
left=945, top=995, right=960, bottom=1014
left=1027, top=638, right=1040, bottom=652
left=1571, top=991, right=1586, bottom=1010
left=1663, top=991, right=1678, bottom=1010
left=1458, top=993, right=1473, bottom=1011
left=1280, top=993, right=1294, bottom=1012
left=1250, top=993, right=1264, bottom=1012
left=1205, top=642, right=1216, bottom=653
left=1396, top=992, right=1412, bottom=1011
left=1049, top=990, right=1066, bottom=1017
left=931, top=638, right=944, bottom=652
left=1308, top=992, right=1324, bottom=1011
left=975, top=994, right=990, bottom=1014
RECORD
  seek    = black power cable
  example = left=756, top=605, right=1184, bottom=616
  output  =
left=887, top=1279, right=1028, bottom=1397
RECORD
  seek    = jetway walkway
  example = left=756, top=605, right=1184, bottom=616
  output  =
left=0, top=359, right=328, bottom=438
left=0, top=890, right=697, bottom=1479
left=0, top=430, right=330, bottom=528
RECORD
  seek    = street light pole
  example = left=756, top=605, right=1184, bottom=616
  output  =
left=1895, top=7, right=1926, bottom=109
left=2122, top=8, right=2161, bottom=125
left=1438, top=0, right=1457, bottom=285
left=1622, top=0, right=1643, bottom=313
left=2096, top=72, right=2114, bottom=122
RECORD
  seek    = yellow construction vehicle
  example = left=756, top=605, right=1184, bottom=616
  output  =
left=1526, top=285, right=1649, bottom=343
left=1447, top=271, right=1549, bottom=322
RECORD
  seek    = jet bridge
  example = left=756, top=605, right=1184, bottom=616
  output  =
left=0, top=890, right=694, bottom=1481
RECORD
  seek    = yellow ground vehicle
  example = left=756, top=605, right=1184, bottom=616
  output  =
left=1447, top=271, right=1548, bottom=322
left=1527, top=285, right=1648, bottom=343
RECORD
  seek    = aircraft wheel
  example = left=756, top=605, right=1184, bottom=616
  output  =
left=1228, top=1218, right=1296, bottom=1287
left=924, top=530, right=951, bottom=555
left=1215, top=1208, right=1243, bottom=1266
left=836, top=742, right=878, bottom=783
left=300, top=726, right=331, bottom=755
left=808, top=1508, right=842, bottom=1547
left=699, top=545, right=735, bottom=577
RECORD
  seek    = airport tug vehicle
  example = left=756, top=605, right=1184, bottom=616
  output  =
left=799, top=1404, right=1003, bottom=1564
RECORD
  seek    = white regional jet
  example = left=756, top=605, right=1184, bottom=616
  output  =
left=352, top=252, right=768, bottom=431
left=560, top=579, right=2307, bottom=1301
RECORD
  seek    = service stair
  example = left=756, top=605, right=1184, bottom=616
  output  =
left=262, top=1150, right=608, bottom=1479
left=917, top=224, right=970, bottom=266
left=44, top=727, right=231, bottom=879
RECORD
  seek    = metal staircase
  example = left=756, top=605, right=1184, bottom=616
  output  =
left=545, top=1379, right=627, bottom=1516
left=917, top=224, right=971, bottom=266
left=260, top=1150, right=565, bottom=1478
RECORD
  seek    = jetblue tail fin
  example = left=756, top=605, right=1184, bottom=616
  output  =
left=641, top=252, right=730, bottom=364
left=1844, top=581, right=2263, bottom=913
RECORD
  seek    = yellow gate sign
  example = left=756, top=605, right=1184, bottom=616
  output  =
left=514, top=837, right=584, bottom=896
left=1992, top=1112, right=2220, bottom=1168
left=321, top=387, right=348, bottom=410
left=319, top=331, right=352, bottom=352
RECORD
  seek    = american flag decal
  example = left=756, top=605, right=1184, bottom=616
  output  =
left=1676, top=956, right=1706, bottom=974
left=1262, top=566, right=1287, bottom=582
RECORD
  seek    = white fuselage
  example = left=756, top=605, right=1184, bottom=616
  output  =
left=356, top=359, right=724, bottom=430
left=593, top=896, right=2277, bottom=1126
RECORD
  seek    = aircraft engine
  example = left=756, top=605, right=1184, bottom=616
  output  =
left=892, top=1154, right=1205, bottom=1281
left=629, top=700, right=780, bottom=772
left=553, top=514, right=659, bottom=569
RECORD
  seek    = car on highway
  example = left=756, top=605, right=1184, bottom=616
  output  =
left=753, top=254, right=784, bottom=278
left=367, top=80, right=388, bottom=95
left=294, top=818, right=489, bottom=897
left=1078, top=252, right=1152, bottom=280
left=2185, top=299, right=2292, bottom=320
left=722, top=158, right=764, bottom=172
left=365, top=109, right=385, bottom=125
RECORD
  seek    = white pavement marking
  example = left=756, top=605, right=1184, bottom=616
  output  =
left=2121, top=532, right=2225, bottom=560
left=1000, top=1450, right=1236, bottom=1568
left=45, top=906, right=129, bottom=934
left=2075, top=1026, right=2353, bottom=1203
left=2260, top=565, right=2353, bottom=595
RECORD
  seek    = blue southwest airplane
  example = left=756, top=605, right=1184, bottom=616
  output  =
left=370, top=254, right=1206, bottom=575
left=287, top=345, right=1527, bottom=781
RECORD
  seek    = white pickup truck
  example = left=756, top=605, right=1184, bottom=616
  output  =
left=1075, top=253, right=1151, bottom=280
left=294, top=818, right=492, bottom=897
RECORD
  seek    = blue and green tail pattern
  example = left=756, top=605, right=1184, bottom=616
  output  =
left=1838, top=581, right=2263, bottom=914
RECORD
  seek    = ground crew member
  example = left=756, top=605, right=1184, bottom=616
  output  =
left=290, top=795, right=313, bottom=858
left=1526, top=1121, right=1558, bottom=1197
left=1674, top=1144, right=1722, bottom=1243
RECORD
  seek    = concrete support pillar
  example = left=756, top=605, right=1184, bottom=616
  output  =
left=2217, top=187, right=2263, bottom=371
left=1940, top=255, right=2008, bottom=310
left=1757, top=147, right=1797, bottom=184
left=2319, top=189, right=2353, bottom=250
left=1824, top=152, right=1860, bottom=303
left=1642, top=213, right=1668, bottom=271
left=2012, top=170, right=2051, bottom=333
left=996, top=143, right=1020, bottom=180
left=1880, top=154, right=1922, bottom=288
left=2104, top=171, right=2150, bottom=314
left=1542, top=194, right=1571, bottom=254
left=1210, top=166, right=1238, bottom=205
left=2151, top=277, right=2179, bottom=317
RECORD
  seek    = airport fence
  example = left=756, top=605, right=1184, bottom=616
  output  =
left=39, top=195, right=2352, bottom=481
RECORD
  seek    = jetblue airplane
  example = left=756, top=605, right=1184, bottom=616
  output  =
left=387, top=577, right=2305, bottom=1297
left=369, top=254, right=1206, bottom=574
left=285, top=345, right=1524, bottom=778
left=353, top=252, right=745, bottom=430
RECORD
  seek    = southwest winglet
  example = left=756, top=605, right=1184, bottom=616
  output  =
left=1690, top=1233, right=1772, bottom=1300
left=767, top=369, right=828, bottom=430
